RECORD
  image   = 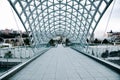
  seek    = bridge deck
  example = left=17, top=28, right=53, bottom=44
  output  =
left=9, top=45, right=120, bottom=80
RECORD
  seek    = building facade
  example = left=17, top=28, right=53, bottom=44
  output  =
left=107, top=30, right=120, bottom=43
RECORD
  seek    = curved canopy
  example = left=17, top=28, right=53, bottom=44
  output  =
left=8, top=0, right=113, bottom=46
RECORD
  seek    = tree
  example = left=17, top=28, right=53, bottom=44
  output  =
left=109, top=50, right=120, bottom=57
left=15, top=39, right=19, bottom=42
left=48, top=39, right=55, bottom=46
left=86, top=39, right=89, bottom=43
left=94, top=38, right=101, bottom=43
left=24, top=38, right=30, bottom=45
left=11, top=39, right=15, bottom=42
left=5, top=39, right=10, bottom=43
left=110, top=30, right=113, bottom=33
left=4, top=51, right=13, bottom=62
left=4, top=51, right=13, bottom=58
left=102, top=39, right=109, bottom=44
left=65, top=38, right=70, bottom=46
left=22, top=33, right=28, bottom=38
left=118, top=50, right=120, bottom=59
left=0, top=37, right=4, bottom=43
left=101, top=50, right=109, bottom=59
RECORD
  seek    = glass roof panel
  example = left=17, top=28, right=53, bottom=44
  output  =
left=8, top=0, right=113, bottom=45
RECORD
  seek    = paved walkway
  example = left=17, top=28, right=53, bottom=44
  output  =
left=9, top=45, right=120, bottom=80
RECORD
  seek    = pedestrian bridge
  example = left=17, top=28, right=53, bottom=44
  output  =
left=1, top=45, right=120, bottom=80
left=0, top=0, right=120, bottom=80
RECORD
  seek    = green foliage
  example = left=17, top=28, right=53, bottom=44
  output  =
left=101, top=50, right=120, bottom=58
left=101, top=50, right=109, bottom=58
left=94, top=38, right=101, bottom=43
left=4, top=51, right=13, bottom=58
left=24, top=38, right=30, bottom=45
left=0, top=33, right=20, bottom=38
left=109, top=50, right=120, bottom=57
left=48, top=39, right=55, bottom=46
left=118, top=50, right=120, bottom=58
left=86, top=39, right=89, bottom=43
left=65, top=38, right=71, bottom=46
left=102, top=39, right=110, bottom=44
left=0, top=37, right=4, bottom=43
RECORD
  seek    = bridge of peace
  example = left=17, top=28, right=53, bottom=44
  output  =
left=0, top=0, right=120, bottom=80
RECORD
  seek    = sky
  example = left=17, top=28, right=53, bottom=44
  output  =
left=0, top=0, right=120, bottom=39
left=0, top=0, right=24, bottom=31
left=94, top=0, right=120, bottom=39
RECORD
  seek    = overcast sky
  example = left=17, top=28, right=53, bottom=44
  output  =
left=95, top=0, right=120, bottom=39
left=0, top=0, right=120, bottom=39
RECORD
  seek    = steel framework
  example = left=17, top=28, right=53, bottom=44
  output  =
left=8, top=0, right=113, bottom=47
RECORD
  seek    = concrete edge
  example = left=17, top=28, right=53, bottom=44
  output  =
left=71, top=48, right=120, bottom=74
left=0, top=48, right=50, bottom=80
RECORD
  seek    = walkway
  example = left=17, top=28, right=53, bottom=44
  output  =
left=9, top=45, right=120, bottom=80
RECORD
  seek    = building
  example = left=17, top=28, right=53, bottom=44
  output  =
left=0, top=43, right=12, bottom=48
left=0, top=29, right=28, bottom=46
left=107, top=30, right=120, bottom=43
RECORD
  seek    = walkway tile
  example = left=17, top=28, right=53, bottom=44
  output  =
left=9, top=45, right=120, bottom=80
